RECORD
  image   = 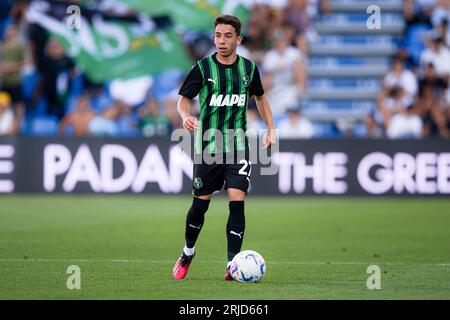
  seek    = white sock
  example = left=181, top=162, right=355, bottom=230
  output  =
left=227, top=261, right=232, bottom=269
left=183, top=245, right=195, bottom=256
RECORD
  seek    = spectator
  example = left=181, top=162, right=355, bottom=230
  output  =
left=418, top=61, right=449, bottom=103
left=85, top=82, right=115, bottom=114
left=420, top=31, right=450, bottom=80
left=116, top=100, right=140, bottom=136
left=376, top=85, right=412, bottom=130
left=88, top=100, right=128, bottom=137
left=268, top=7, right=286, bottom=39
left=404, top=0, right=437, bottom=29
left=242, top=21, right=269, bottom=66
left=0, top=91, right=18, bottom=136
left=284, top=0, right=309, bottom=55
left=285, top=0, right=311, bottom=37
left=386, top=103, right=423, bottom=139
left=27, top=22, right=49, bottom=104
left=416, top=80, right=450, bottom=137
left=431, top=0, right=450, bottom=28
left=419, top=61, right=447, bottom=87
left=363, top=114, right=384, bottom=139
left=262, top=29, right=307, bottom=117
left=41, top=37, right=76, bottom=119
left=318, top=0, right=333, bottom=15
left=0, top=24, right=25, bottom=116
left=8, top=0, right=29, bottom=44
left=278, top=107, right=314, bottom=139
left=59, top=94, right=96, bottom=136
left=436, top=17, right=450, bottom=47
left=383, top=55, right=418, bottom=99
left=138, top=99, right=170, bottom=137
left=248, top=4, right=272, bottom=38
left=184, top=31, right=214, bottom=61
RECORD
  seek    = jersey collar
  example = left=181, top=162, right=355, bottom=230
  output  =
left=212, top=52, right=240, bottom=68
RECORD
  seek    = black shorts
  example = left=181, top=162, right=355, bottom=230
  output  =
left=192, top=153, right=252, bottom=196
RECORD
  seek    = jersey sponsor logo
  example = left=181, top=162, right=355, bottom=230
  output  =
left=209, top=94, right=246, bottom=107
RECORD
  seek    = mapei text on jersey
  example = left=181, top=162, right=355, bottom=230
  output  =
left=209, top=94, right=246, bottom=107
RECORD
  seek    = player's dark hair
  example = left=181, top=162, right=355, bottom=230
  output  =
left=214, top=15, right=241, bottom=36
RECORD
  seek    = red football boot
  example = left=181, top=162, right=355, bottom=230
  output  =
left=172, top=253, right=194, bottom=280
left=224, top=262, right=234, bottom=281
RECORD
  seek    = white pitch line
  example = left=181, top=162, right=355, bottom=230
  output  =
left=0, top=258, right=449, bottom=267
left=0, top=258, right=166, bottom=263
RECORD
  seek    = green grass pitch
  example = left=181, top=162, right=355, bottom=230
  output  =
left=0, top=195, right=449, bottom=299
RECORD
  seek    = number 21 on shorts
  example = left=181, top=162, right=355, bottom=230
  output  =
left=238, top=159, right=252, bottom=181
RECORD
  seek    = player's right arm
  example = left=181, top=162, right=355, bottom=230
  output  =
left=177, top=96, right=198, bottom=132
left=177, top=63, right=203, bottom=133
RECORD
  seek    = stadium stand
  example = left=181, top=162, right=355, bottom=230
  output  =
left=1, top=0, right=449, bottom=139
left=305, top=0, right=405, bottom=135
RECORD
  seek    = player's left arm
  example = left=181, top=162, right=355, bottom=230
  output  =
left=250, top=64, right=276, bottom=149
left=254, top=94, right=276, bottom=149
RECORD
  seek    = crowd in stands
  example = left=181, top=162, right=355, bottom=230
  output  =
left=0, top=0, right=449, bottom=139
left=372, top=0, right=450, bottom=139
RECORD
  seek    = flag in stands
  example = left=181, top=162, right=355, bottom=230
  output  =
left=118, top=0, right=250, bottom=31
left=26, top=0, right=192, bottom=83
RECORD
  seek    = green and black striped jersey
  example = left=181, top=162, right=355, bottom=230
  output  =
left=179, top=53, right=264, bottom=155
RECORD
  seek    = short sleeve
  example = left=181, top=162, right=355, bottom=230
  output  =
left=249, top=65, right=264, bottom=97
left=178, top=64, right=203, bottom=99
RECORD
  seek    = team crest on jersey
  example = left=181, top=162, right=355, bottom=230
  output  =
left=242, top=75, right=250, bottom=87
left=194, top=177, right=203, bottom=189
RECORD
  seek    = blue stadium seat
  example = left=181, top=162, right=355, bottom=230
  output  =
left=90, top=89, right=115, bottom=114
left=312, top=122, right=340, bottom=138
left=405, top=23, right=431, bottom=66
left=70, top=72, right=84, bottom=97
left=303, top=101, right=375, bottom=121
left=20, top=115, right=31, bottom=135
left=308, top=78, right=381, bottom=90
left=317, top=35, right=397, bottom=45
left=28, top=115, right=59, bottom=136
left=117, top=115, right=141, bottom=137
left=0, top=18, right=13, bottom=41
left=62, top=124, right=74, bottom=136
left=64, top=95, right=78, bottom=114
left=343, top=57, right=388, bottom=67
left=21, top=70, right=38, bottom=101
left=352, top=122, right=368, bottom=138
left=27, top=97, right=47, bottom=116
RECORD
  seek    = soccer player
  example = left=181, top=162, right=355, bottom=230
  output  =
left=172, top=15, right=276, bottom=280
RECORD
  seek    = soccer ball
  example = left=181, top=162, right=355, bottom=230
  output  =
left=230, top=250, right=266, bottom=283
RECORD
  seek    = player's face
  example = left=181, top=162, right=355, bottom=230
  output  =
left=214, top=24, right=242, bottom=57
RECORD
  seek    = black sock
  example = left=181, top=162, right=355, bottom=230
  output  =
left=185, top=197, right=210, bottom=249
left=226, top=201, right=245, bottom=261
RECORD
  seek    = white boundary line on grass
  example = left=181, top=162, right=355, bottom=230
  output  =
left=0, top=258, right=449, bottom=267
